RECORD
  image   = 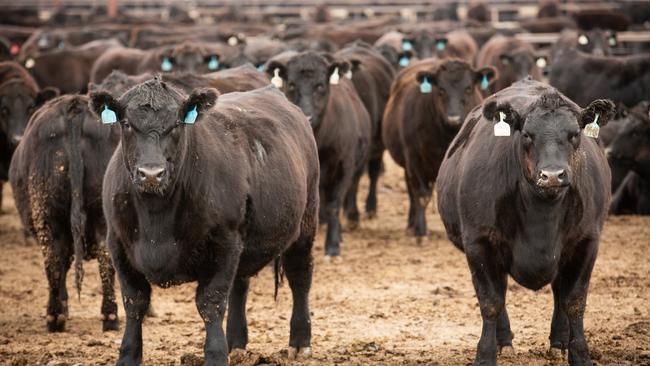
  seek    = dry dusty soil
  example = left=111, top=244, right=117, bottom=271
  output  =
left=1, top=158, right=649, bottom=366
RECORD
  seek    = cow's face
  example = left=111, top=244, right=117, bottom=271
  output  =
left=90, top=79, right=217, bottom=196
left=499, top=48, right=540, bottom=83
left=609, top=102, right=650, bottom=176
left=483, top=97, right=615, bottom=199
left=0, top=81, right=58, bottom=146
left=159, top=43, right=221, bottom=74
left=416, top=61, right=496, bottom=127
left=576, top=30, right=616, bottom=56
left=267, top=52, right=348, bottom=130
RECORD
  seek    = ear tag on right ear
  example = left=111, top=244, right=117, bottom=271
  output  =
left=436, top=40, right=446, bottom=51
left=228, top=36, right=239, bottom=46
left=184, top=105, right=198, bottom=124
left=536, top=57, right=547, bottom=68
left=345, top=69, right=353, bottom=79
left=208, top=56, right=219, bottom=70
left=329, top=67, right=340, bottom=85
left=480, top=74, right=489, bottom=90
left=25, top=58, right=35, bottom=69
left=101, top=105, right=117, bottom=124
left=583, top=113, right=600, bottom=138
left=402, top=40, right=413, bottom=51
left=494, top=111, right=510, bottom=137
left=420, top=77, right=432, bottom=94
left=257, top=64, right=265, bottom=72
left=399, top=55, right=410, bottom=67
left=271, top=68, right=283, bottom=88
left=161, top=57, right=173, bottom=71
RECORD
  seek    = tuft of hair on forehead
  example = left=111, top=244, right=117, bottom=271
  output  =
left=287, top=51, right=329, bottom=73
left=118, top=76, right=185, bottom=111
left=436, top=59, right=472, bottom=78
left=531, top=91, right=579, bottom=117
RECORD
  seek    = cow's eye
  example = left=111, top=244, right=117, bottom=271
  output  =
left=315, top=83, right=325, bottom=92
left=439, top=88, right=447, bottom=96
left=27, top=105, right=35, bottom=114
left=122, top=121, right=131, bottom=130
left=569, top=132, right=580, bottom=144
left=522, top=132, right=533, bottom=142
left=465, top=87, right=472, bottom=94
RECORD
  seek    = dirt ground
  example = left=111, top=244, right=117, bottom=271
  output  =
left=0, top=157, right=649, bottom=366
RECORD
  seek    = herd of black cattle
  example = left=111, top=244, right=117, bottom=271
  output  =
left=1, top=2, right=649, bottom=365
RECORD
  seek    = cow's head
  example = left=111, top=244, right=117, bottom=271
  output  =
left=159, top=42, right=222, bottom=74
left=609, top=101, right=650, bottom=177
left=416, top=60, right=496, bottom=127
left=483, top=94, right=615, bottom=199
left=576, top=29, right=617, bottom=56
left=0, top=79, right=58, bottom=146
left=266, top=52, right=349, bottom=130
left=498, top=47, right=541, bottom=84
left=90, top=78, right=217, bottom=196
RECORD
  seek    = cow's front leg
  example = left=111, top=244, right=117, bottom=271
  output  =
left=196, top=234, right=242, bottom=366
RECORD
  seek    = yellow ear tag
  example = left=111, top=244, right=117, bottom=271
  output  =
left=271, top=68, right=283, bottom=88
left=583, top=113, right=600, bottom=138
left=329, top=67, right=340, bottom=85
left=494, top=111, right=511, bottom=137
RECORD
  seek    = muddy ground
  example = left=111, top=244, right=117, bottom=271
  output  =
left=0, top=158, right=649, bottom=366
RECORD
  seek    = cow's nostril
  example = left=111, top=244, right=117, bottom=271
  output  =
left=156, top=170, right=165, bottom=179
left=558, top=170, right=566, bottom=179
left=540, top=172, right=549, bottom=181
left=137, top=170, right=147, bottom=180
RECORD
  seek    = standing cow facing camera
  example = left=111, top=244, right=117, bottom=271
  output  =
left=437, top=78, right=614, bottom=366
left=266, top=51, right=371, bottom=258
left=382, top=58, right=496, bottom=242
left=90, top=79, right=319, bottom=365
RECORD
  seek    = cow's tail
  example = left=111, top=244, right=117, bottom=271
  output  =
left=67, top=101, right=86, bottom=300
left=273, top=256, right=284, bottom=301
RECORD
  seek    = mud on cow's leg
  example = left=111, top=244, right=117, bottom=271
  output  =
left=96, top=245, right=118, bottom=331
left=43, top=239, right=72, bottom=332
left=283, top=234, right=314, bottom=359
left=226, top=276, right=250, bottom=352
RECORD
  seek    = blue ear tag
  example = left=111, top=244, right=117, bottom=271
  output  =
left=58, top=41, right=65, bottom=49
left=257, top=64, right=265, bottom=72
left=402, top=40, right=413, bottom=51
left=420, top=77, right=432, bottom=94
left=101, top=105, right=117, bottom=124
left=436, top=40, right=446, bottom=51
left=480, top=74, right=489, bottom=90
left=184, top=106, right=198, bottom=124
left=161, top=57, right=173, bottom=72
left=208, top=56, right=219, bottom=70
left=399, top=56, right=410, bottom=67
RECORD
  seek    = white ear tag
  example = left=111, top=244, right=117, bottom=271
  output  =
left=494, top=111, right=510, bottom=137
left=329, top=67, right=340, bottom=85
left=583, top=113, right=600, bottom=138
left=271, top=68, right=283, bottom=88
left=345, top=69, right=353, bottom=79
left=228, top=36, right=239, bottom=46
left=578, top=35, right=589, bottom=45
left=536, top=57, right=547, bottom=68
left=25, top=58, right=35, bottom=69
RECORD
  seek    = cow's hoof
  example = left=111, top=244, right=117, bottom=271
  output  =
left=288, top=346, right=312, bottom=360
left=323, top=255, right=343, bottom=264
left=415, top=235, right=426, bottom=246
left=347, top=219, right=359, bottom=230
left=229, top=348, right=247, bottom=362
left=146, top=303, right=157, bottom=318
left=366, top=210, right=377, bottom=219
left=102, top=313, right=119, bottom=331
left=547, top=347, right=566, bottom=359
left=46, top=314, right=66, bottom=332
left=499, top=345, right=514, bottom=355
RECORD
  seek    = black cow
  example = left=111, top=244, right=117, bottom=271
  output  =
left=266, top=51, right=371, bottom=257
left=549, top=48, right=650, bottom=107
left=609, top=101, right=650, bottom=214
left=551, top=29, right=618, bottom=58
left=9, top=95, right=120, bottom=332
left=90, top=79, right=319, bottom=365
left=335, top=41, right=395, bottom=219
left=0, top=61, right=58, bottom=212
left=382, top=58, right=496, bottom=241
left=373, top=31, right=417, bottom=70
left=437, top=78, right=614, bottom=366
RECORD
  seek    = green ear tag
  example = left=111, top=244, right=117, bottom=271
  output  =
left=420, top=77, right=432, bottom=94
left=184, top=106, right=198, bottom=124
left=101, top=105, right=117, bottom=124
left=583, top=113, right=600, bottom=138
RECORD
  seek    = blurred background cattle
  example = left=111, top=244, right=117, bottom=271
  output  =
left=1, top=0, right=650, bottom=365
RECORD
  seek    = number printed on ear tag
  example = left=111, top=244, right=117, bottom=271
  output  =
left=271, top=68, right=283, bottom=88
left=494, top=111, right=510, bottom=137
left=420, top=77, right=432, bottom=94
left=583, top=113, right=600, bottom=138
left=101, top=105, right=117, bottom=124
left=184, top=106, right=198, bottom=124
left=329, top=67, right=340, bottom=85
left=399, top=56, right=410, bottom=67
left=402, top=40, right=413, bottom=51
left=480, top=74, right=489, bottom=90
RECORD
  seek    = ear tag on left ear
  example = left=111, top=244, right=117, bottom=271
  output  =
left=228, top=36, right=239, bottom=46
left=480, top=74, right=489, bottom=90
left=184, top=105, right=198, bottom=124
left=329, top=67, right=340, bottom=85
left=257, top=64, right=265, bottom=72
left=536, top=57, right=547, bottom=68
left=101, top=105, right=117, bottom=124
left=271, top=68, right=283, bottom=88
left=494, top=111, right=510, bottom=137
left=345, top=69, right=353, bottom=79
left=583, top=113, right=600, bottom=138
left=420, top=77, right=432, bottom=94
left=609, top=37, right=617, bottom=46
left=436, top=40, right=446, bottom=51
left=208, top=56, right=219, bottom=70
left=161, top=57, right=173, bottom=71
left=402, top=40, right=413, bottom=51
left=25, top=58, right=35, bottom=69
left=399, top=55, right=410, bottom=67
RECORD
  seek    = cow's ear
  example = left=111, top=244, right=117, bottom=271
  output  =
left=35, top=87, right=59, bottom=106
left=482, top=100, right=522, bottom=131
left=180, top=88, right=218, bottom=124
left=328, top=59, right=350, bottom=78
left=434, top=37, right=448, bottom=50
left=350, top=58, right=362, bottom=72
left=89, top=91, right=123, bottom=124
left=580, top=99, right=615, bottom=128
left=474, top=66, right=497, bottom=90
left=614, top=101, right=628, bottom=119
left=265, top=60, right=287, bottom=80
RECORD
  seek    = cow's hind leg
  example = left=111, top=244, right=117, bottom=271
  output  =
left=365, top=156, right=383, bottom=219
left=283, top=234, right=313, bottom=359
left=43, top=239, right=72, bottom=332
left=227, top=276, right=250, bottom=352
left=497, top=304, right=514, bottom=353
left=343, top=169, right=363, bottom=230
